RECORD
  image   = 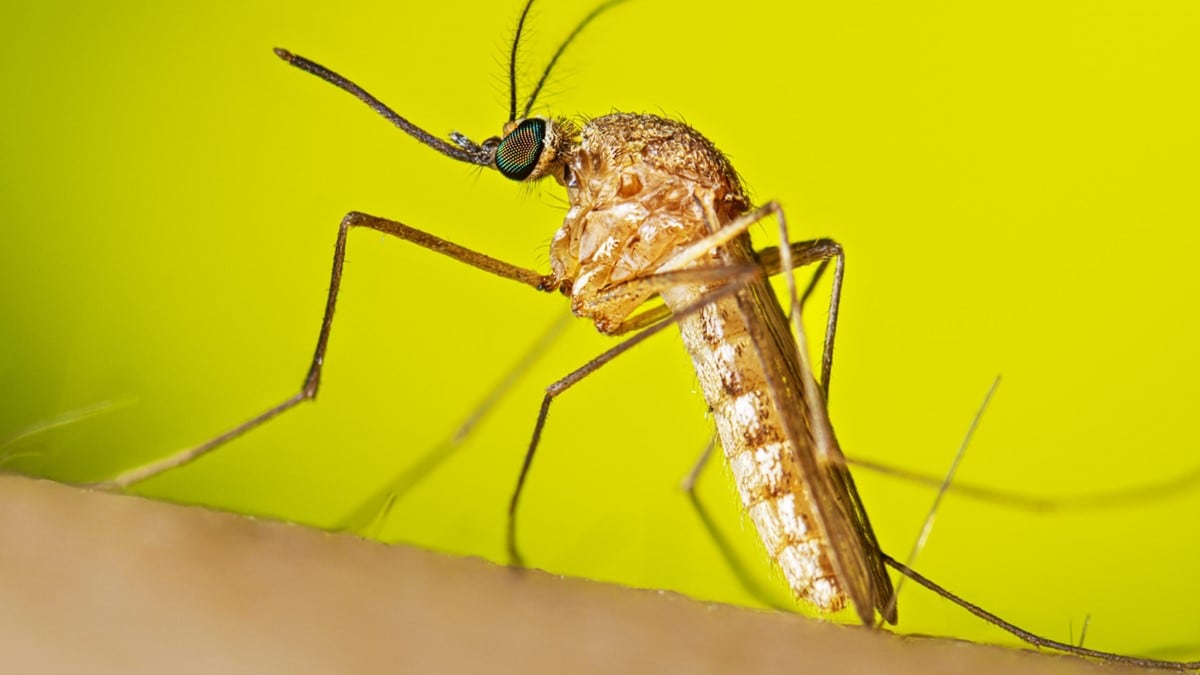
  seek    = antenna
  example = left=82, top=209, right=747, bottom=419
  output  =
left=519, top=0, right=630, bottom=118
left=273, top=48, right=493, bottom=166
left=508, top=0, right=538, bottom=122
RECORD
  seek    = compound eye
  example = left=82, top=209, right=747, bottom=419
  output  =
left=495, top=118, right=546, bottom=181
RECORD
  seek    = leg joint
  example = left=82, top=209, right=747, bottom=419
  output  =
left=341, top=211, right=368, bottom=228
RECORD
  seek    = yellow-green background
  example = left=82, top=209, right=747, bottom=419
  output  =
left=2, top=0, right=1198, bottom=660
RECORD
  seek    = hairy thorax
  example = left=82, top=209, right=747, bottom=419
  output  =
left=548, top=113, right=750, bottom=332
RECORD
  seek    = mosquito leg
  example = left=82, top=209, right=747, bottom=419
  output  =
left=680, top=435, right=717, bottom=494
left=766, top=235, right=1200, bottom=514
left=93, top=211, right=555, bottom=490
left=334, top=311, right=573, bottom=537
left=764, top=235, right=1198, bottom=519
left=507, top=268, right=759, bottom=565
left=756, top=239, right=844, bottom=398
left=677, top=436, right=796, bottom=611
left=506, top=313, right=674, bottom=566
left=860, top=456, right=1200, bottom=516
left=878, top=376, right=1001, bottom=626
left=1076, top=614, right=1092, bottom=648
left=883, top=553, right=1200, bottom=670
left=1, top=399, right=134, bottom=467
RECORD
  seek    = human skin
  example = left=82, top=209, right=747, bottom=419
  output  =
left=0, top=475, right=1136, bottom=675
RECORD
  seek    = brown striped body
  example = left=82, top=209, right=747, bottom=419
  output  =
left=668, top=276, right=847, bottom=611
left=546, top=112, right=894, bottom=622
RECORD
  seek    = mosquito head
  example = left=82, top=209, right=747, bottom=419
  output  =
left=273, top=0, right=626, bottom=181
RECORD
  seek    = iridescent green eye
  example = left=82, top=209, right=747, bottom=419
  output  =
left=495, top=118, right=546, bottom=181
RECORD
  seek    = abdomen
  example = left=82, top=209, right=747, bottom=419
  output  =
left=660, top=274, right=848, bottom=613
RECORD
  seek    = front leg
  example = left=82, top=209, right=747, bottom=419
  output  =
left=95, top=211, right=552, bottom=489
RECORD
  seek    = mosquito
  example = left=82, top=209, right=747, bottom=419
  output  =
left=89, top=0, right=1197, bottom=670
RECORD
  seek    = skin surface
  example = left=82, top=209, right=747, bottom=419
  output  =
left=0, top=475, right=1143, bottom=675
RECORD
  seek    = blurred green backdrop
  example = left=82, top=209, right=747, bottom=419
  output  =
left=2, top=0, right=1198, bottom=660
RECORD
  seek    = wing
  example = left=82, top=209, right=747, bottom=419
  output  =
left=741, top=275, right=896, bottom=625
